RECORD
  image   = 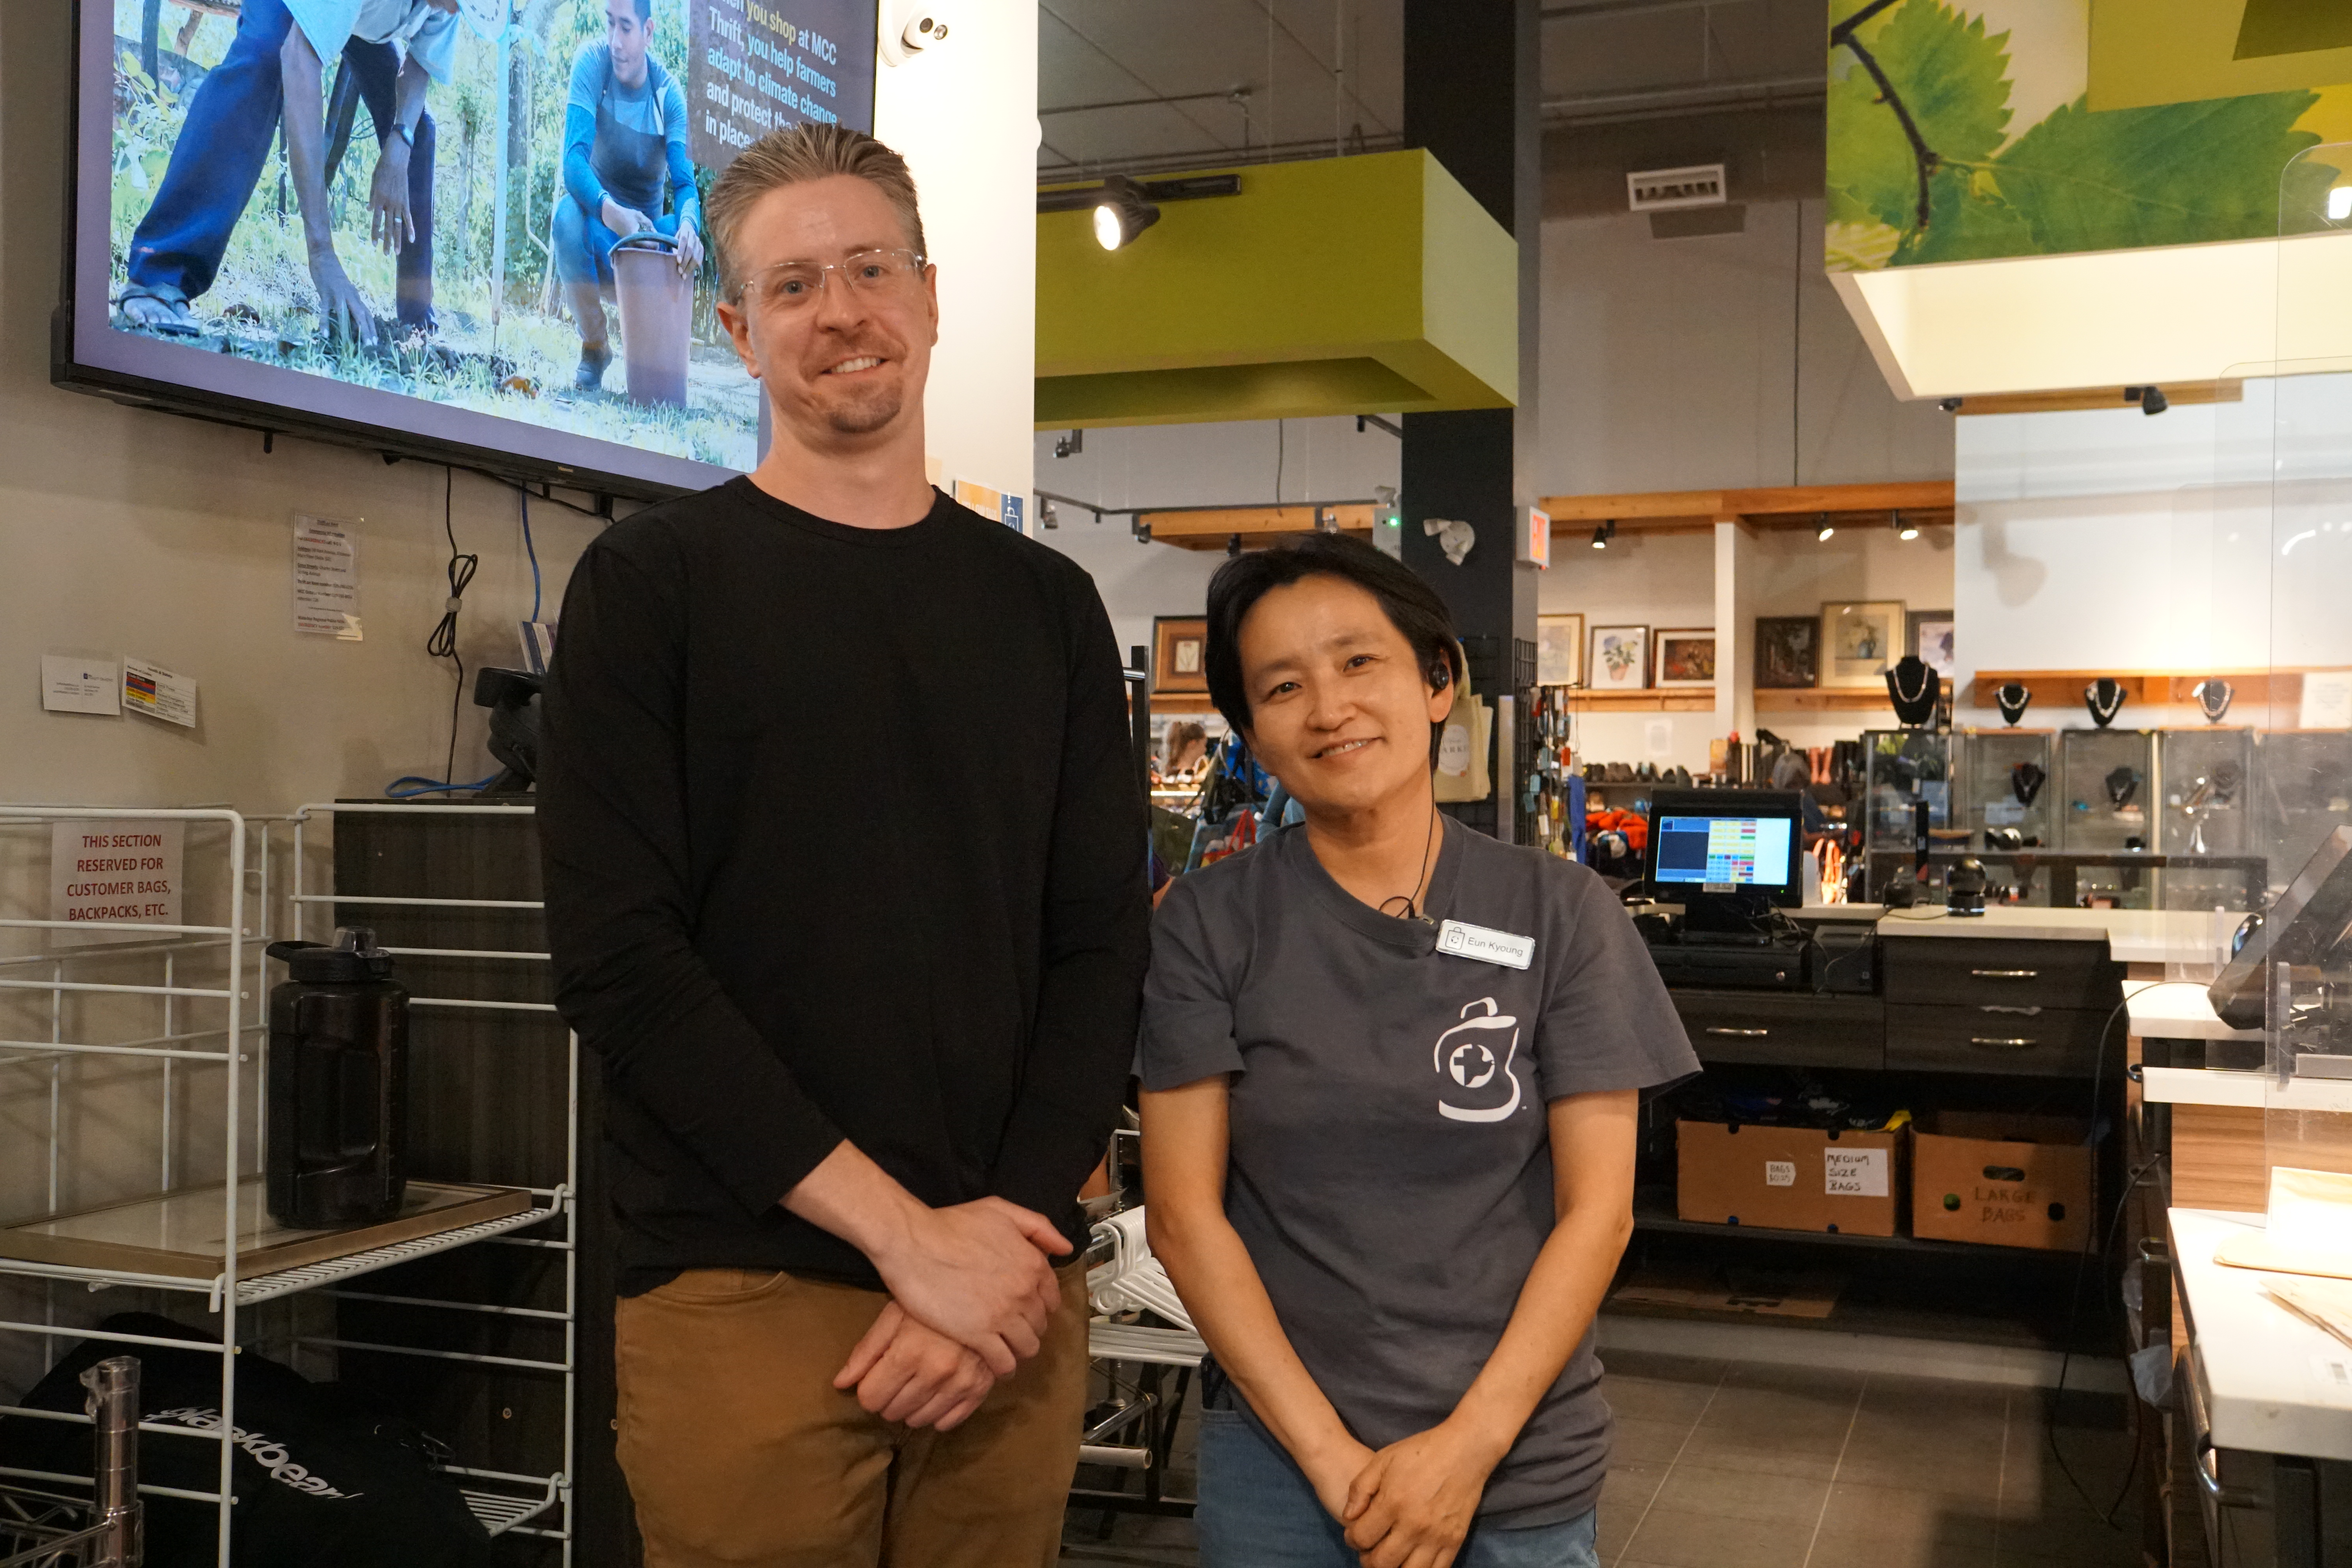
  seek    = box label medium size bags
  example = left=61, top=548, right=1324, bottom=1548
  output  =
left=1675, top=1119, right=1905, bottom=1238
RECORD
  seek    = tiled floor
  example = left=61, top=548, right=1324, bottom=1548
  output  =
left=1061, top=1348, right=2144, bottom=1567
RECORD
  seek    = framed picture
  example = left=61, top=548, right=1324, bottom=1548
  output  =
left=1820, top=600, right=1904, bottom=688
left=1588, top=624, right=1649, bottom=691
left=1908, top=610, right=1956, bottom=681
left=1653, top=628, right=1716, bottom=688
left=1536, top=613, right=1584, bottom=686
left=1754, top=616, right=1819, bottom=689
left=1152, top=616, right=1209, bottom=694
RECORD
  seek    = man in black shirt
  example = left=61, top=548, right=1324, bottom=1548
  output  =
left=538, top=124, right=1148, bottom=1566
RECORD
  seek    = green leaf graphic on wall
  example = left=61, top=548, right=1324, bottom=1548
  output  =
left=1825, top=0, right=2338, bottom=269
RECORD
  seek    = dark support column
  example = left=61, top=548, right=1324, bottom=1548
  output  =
left=1399, top=0, right=1541, bottom=840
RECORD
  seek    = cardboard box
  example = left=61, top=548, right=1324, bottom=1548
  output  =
left=1910, top=1111, right=2092, bottom=1251
left=1675, top=1119, right=1905, bottom=1238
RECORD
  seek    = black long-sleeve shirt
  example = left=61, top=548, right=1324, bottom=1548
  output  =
left=537, top=479, right=1150, bottom=1294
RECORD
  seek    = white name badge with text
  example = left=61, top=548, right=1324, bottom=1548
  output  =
left=1434, top=920, right=1534, bottom=970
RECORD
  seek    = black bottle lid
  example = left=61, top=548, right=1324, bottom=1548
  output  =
left=266, top=926, right=398, bottom=982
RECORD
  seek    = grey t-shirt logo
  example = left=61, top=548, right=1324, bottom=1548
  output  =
left=1435, top=997, right=1523, bottom=1123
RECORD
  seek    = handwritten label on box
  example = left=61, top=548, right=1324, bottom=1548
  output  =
left=1824, top=1147, right=1889, bottom=1198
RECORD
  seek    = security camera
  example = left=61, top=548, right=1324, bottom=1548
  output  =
left=880, top=1, right=950, bottom=66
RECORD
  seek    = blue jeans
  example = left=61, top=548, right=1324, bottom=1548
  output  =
left=126, top=0, right=436, bottom=328
left=552, top=195, right=679, bottom=288
left=1195, top=1404, right=1600, bottom=1568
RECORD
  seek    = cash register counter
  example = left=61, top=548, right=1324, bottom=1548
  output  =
left=1666, top=905, right=2246, bottom=1078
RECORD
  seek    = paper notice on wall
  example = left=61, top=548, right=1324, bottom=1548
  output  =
left=42, top=653, right=121, bottom=715
left=123, top=657, right=197, bottom=728
left=292, top=516, right=363, bottom=640
left=50, top=819, right=184, bottom=943
left=1824, top=1147, right=1889, bottom=1198
left=2302, top=670, right=2352, bottom=730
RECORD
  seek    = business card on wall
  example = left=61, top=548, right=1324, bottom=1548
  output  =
left=42, top=653, right=120, bottom=715
left=122, top=657, right=198, bottom=728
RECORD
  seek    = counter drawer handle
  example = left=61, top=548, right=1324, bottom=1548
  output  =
left=1704, top=1027, right=1771, bottom=1038
left=1970, top=1036, right=2037, bottom=1048
left=2195, top=1436, right=2262, bottom=1510
left=1971, top=969, right=2040, bottom=978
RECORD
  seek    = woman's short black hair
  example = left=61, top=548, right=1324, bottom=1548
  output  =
left=1203, top=534, right=1463, bottom=751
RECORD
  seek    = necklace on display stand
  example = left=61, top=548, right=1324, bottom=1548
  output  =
left=2194, top=678, right=2236, bottom=724
left=2084, top=677, right=2127, bottom=729
left=1884, top=655, right=1941, bottom=727
left=1995, top=682, right=2033, bottom=727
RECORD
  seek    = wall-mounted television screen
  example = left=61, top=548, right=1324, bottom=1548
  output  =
left=59, top=0, right=877, bottom=498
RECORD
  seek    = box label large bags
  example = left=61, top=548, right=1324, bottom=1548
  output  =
left=1910, top=1111, right=2092, bottom=1251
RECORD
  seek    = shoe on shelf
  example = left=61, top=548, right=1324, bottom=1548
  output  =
left=575, top=340, right=613, bottom=392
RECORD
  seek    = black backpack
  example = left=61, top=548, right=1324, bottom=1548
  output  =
left=0, top=1313, right=495, bottom=1568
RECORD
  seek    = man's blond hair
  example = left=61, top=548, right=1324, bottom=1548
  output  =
left=707, top=125, right=927, bottom=300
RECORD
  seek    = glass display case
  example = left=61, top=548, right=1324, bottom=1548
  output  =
left=2158, top=726, right=2259, bottom=911
left=2056, top=728, right=2155, bottom=907
left=1960, top=730, right=2053, bottom=903
left=1860, top=728, right=1961, bottom=901
left=2254, top=728, right=2352, bottom=895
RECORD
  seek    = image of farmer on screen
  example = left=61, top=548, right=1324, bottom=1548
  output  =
left=118, top=0, right=493, bottom=347
left=557, top=0, right=704, bottom=393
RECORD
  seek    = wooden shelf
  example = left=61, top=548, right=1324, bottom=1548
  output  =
left=1140, top=503, right=1377, bottom=551
left=1559, top=690, right=1713, bottom=712
left=1148, top=691, right=1218, bottom=714
left=1754, top=690, right=1898, bottom=712
left=1966, top=668, right=2331, bottom=709
left=1539, top=480, right=1954, bottom=536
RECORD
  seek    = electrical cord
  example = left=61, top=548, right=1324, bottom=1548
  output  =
left=420, top=465, right=479, bottom=797
left=2045, top=978, right=2215, bottom=1530
left=521, top=487, right=542, bottom=622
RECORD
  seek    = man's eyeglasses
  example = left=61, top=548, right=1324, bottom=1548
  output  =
left=733, top=248, right=929, bottom=311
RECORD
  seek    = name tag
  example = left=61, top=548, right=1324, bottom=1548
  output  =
left=1434, top=920, right=1534, bottom=970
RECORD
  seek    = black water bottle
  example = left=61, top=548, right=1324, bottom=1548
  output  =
left=265, top=927, right=409, bottom=1229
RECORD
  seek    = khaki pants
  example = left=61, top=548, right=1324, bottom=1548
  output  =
left=613, top=1261, right=1090, bottom=1567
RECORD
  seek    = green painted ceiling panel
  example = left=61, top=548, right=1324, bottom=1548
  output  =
left=1035, top=149, right=1517, bottom=428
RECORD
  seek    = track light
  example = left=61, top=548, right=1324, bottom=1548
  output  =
left=2136, top=385, right=2169, bottom=416
left=1591, top=519, right=1615, bottom=550
left=1895, top=510, right=1919, bottom=541
left=1040, top=497, right=1058, bottom=530
left=1093, top=176, right=1160, bottom=250
left=1816, top=512, right=1834, bottom=543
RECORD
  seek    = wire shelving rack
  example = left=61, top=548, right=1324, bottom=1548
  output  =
left=0, top=802, right=577, bottom=1566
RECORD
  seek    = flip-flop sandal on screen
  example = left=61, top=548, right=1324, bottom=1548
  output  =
left=115, top=287, right=202, bottom=338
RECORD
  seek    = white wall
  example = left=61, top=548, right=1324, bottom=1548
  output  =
left=1954, top=379, right=2352, bottom=730
left=877, top=10, right=1038, bottom=506
left=1539, top=198, right=1955, bottom=495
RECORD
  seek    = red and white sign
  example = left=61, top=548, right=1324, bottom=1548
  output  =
left=50, top=820, right=185, bottom=940
left=1519, top=505, right=1551, bottom=570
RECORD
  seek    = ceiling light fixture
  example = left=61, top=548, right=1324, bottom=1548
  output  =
left=1816, top=512, right=1834, bottom=543
left=1895, top=510, right=1919, bottom=541
left=1592, top=518, right=1616, bottom=550
left=1040, top=173, right=1240, bottom=250
left=1093, top=176, right=1160, bottom=250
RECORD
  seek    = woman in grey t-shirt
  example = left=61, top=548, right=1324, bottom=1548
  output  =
left=1140, top=536, right=1697, bottom=1568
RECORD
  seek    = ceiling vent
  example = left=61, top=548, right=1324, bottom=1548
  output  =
left=1627, top=164, right=1728, bottom=213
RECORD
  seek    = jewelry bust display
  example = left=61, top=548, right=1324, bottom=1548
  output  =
left=1884, top=654, right=1941, bottom=726
left=2194, top=678, right=2235, bottom=724
left=2084, top=677, right=2127, bottom=729
left=1995, top=682, right=2033, bottom=726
